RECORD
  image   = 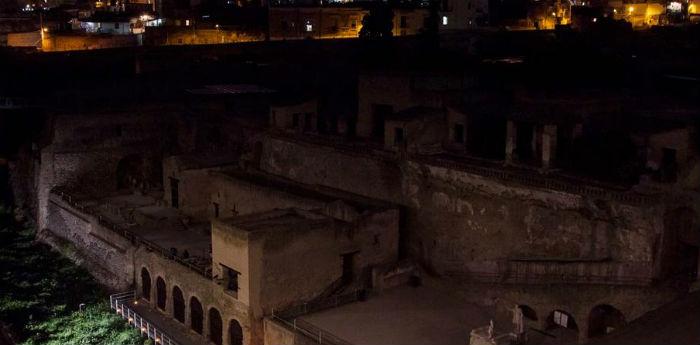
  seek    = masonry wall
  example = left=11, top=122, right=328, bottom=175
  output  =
left=41, top=33, right=141, bottom=52
left=259, top=135, right=667, bottom=278
left=136, top=248, right=261, bottom=345
left=45, top=193, right=134, bottom=290
left=211, top=173, right=326, bottom=217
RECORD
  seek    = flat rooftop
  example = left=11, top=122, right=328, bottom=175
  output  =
left=58, top=190, right=211, bottom=269
left=214, top=168, right=395, bottom=213
left=216, top=208, right=337, bottom=237
left=299, top=285, right=494, bottom=345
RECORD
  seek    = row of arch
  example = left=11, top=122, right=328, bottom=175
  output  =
left=517, top=304, right=626, bottom=339
left=141, top=268, right=244, bottom=345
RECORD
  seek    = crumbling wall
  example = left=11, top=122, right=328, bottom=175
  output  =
left=211, top=173, right=325, bottom=217
left=259, top=136, right=663, bottom=278
left=260, top=137, right=403, bottom=203
left=403, top=162, right=661, bottom=275
left=44, top=194, right=133, bottom=290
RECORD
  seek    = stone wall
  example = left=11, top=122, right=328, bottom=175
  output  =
left=135, top=247, right=261, bottom=345
left=259, top=135, right=668, bottom=279
left=41, top=33, right=141, bottom=52
left=45, top=193, right=133, bottom=290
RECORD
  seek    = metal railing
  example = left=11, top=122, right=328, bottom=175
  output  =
left=274, top=289, right=364, bottom=319
left=110, top=291, right=180, bottom=345
left=267, top=289, right=364, bottom=345
left=270, top=314, right=354, bottom=345
left=52, top=187, right=213, bottom=279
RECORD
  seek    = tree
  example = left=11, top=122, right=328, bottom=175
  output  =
left=359, top=4, right=394, bottom=39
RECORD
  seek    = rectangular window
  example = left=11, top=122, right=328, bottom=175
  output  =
left=221, top=265, right=240, bottom=298
left=442, top=16, right=449, bottom=25
left=454, top=123, right=464, bottom=143
left=292, top=113, right=300, bottom=128
left=400, top=16, right=407, bottom=28
left=372, top=104, right=392, bottom=139
left=213, top=202, right=220, bottom=218
left=394, top=127, right=404, bottom=144
left=553, top=311, right=569, bottom=328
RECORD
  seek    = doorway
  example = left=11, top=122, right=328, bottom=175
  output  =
left=169, top=177, right=179, bottom=209
left=341, top=252, right=356, bottom=284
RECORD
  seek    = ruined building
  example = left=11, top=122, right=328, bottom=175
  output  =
left=3, top=35, right=700, bottom=345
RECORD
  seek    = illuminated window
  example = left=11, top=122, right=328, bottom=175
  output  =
left=185, top=19, right=190, bottom=26
left=442, top=16, right=448, bottom=25
left=305, top=21, right=313, bottom=32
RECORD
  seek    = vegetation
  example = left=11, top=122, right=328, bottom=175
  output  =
left=0, top=205, right=149, bottom=345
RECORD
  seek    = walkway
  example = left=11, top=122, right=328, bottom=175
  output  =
left=111, top=293, right=207, bottom=345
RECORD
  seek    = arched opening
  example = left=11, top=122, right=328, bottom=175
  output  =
left=116, top=154, right=163, bottom=192
left=140, top=268, right=151, bottom=301
left=172, top=286, right=185, bottom=323
left=588, top=304, right=626, bottom=338
left=116, top=154, right=143, bottom=190
left=518, top=305, right=538, bottom=321
left=546, top=309, right=579, bottom=343
left=156, top=277, right=166, bottom=310
left=229, top=319, right=243, bottom=345
left=209, top=308, right=223, bottom=345
left=190, top=297, right=203, bottom=334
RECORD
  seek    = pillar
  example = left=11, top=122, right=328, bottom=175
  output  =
left=577, top=314, right=589, bottom=344
left=505, top=120, right=517, bottom=164
left=541, top=124, right=558, bottom=169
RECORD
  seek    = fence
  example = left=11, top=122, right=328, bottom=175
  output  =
left=268, top=289, right=363, bottom=345
left=270, top=314, right=354, bottom=345
left=52, top=187, right=212, bottom=279
left=274, top=289, right=364, bottom=319
left=110, top=291, right=180, bottom=345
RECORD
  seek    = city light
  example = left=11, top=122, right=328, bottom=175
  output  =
left=667, top=1, right=682, bottom=11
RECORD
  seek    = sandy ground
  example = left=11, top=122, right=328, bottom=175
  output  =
left=300, top=285, right=495, bottom=345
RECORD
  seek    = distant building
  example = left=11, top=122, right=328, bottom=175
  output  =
left=80, top=12, right=146, bottom=34
left=438, top=0, right=489, bottom=30
left=268, top=6, right=429, bottom=40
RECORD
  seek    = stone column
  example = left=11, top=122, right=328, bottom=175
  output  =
left=577, top=313, right=589, bottom=344
left=541, top=124, right=558, bottom=169
left=505, top=120, right=517, bottom=164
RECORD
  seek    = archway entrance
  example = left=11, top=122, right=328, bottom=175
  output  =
left=140, top=268, right=151, bottom=301
left=190, top=297, right=203, bottom=334
left=589, top=305, right=626, bottom=338
left=209, top=308, right=223, bottom=345
left=518, top=305, right=538, bottom=322
left=546, top=310, right=579, bottom=343
left=156, top=277, right=166, bottom=310
left=229, top=319, right=243, bottom=345
left=172, top=286, right=185, bottom=323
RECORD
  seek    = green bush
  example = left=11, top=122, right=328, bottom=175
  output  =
left=23, top=304, right=145, bottom=345
left=0, top=216, right=147, bottom=345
